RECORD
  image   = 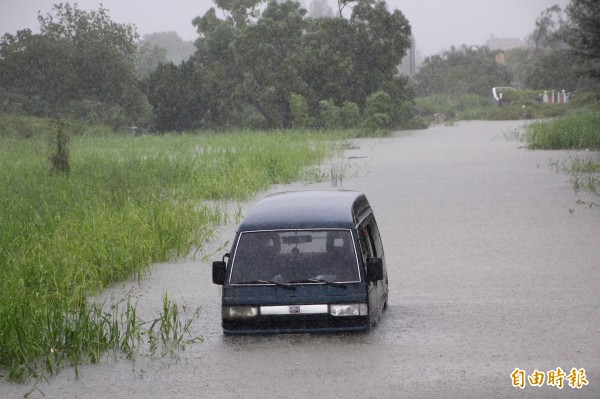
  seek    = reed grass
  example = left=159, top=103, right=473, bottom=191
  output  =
left=525, top=107, right=600, bottom=203
left=526, top=112, right=600, bottom=150
left=0, top=128, right=349, bottom=381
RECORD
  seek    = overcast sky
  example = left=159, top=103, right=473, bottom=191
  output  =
left=0, top=0, right=571, bottom=57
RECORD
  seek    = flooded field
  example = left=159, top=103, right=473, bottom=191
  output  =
left=4, top=120, right=599, bottom=398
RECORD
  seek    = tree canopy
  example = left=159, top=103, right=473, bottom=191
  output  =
left=414, top=45, right=511, bottom=99
left=563, top=0, right=600, bottom=80
left=144, top=0, right=414, bottom=131
left=0, top=3, right=150, bottom=127
left=506, top=0, right=600, bottom=92
left=1, top=0, right=417, bottom=132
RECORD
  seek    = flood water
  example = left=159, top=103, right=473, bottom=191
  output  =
left=3, top=121, right=599, bottom=398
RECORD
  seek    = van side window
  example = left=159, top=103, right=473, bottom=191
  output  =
left=359, top=225, right=374, bottom=262
left=367, top=218, right=384, bottom=257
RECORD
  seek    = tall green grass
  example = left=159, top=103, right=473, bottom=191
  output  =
left=0, top=128, right=346, bottom=380
left=526, top=112, right=600, bottom=150
left=522, top=103, right=600, bottom=202
left=415, top=94, right=584, bottom=122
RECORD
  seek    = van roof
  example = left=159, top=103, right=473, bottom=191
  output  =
left=238, top=190, right=371, bottom=231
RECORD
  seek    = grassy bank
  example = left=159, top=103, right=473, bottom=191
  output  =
left=526, top=112, right=600, bottom=150
left=0, top=125, right=369, bottom=381
left=415, top=93, right=592, bottom=123
left=524, top=107, right=600, bottom=200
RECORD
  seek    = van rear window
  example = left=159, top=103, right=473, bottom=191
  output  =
left=229, top=230, right=360, bottom=284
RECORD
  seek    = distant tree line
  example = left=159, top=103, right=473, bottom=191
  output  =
left=413, top=45, right=511, bottom=100
left=135, top=32, right=195, bottom=77
left=0, top=3, right=152, bottom=129
left=145, top=0, right=417, bottom=131
left=413, top=0, right=600, bottom=100
left=2, top=0, right=597, bottom=132
left=0, top=0, right=422, bottom=132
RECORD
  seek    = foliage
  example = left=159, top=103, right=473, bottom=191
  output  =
left=319, top=99, right=341, bottom=129
left=340, top=101, right=360, bottom=128
left=360, top=90, right=390, bottom=130
left=500, top=90, right=542, bottom=105
left=414, top=45, right=511, bottom=100
left=415, top=94, right=458, bottom=119
left=138, top=32, right=195, bottom=64
left=519, top=1, right=600, bottom=89
left=144, top=60, right=205, bottom=132
left=2, top=1, right=416, bottom=132
left=135, top=41, right=168, bottom=77
left=507, top=47, right=593, bottom=92
left=290, top=93, right=315, bottom=128
left=179, top=0, right=413, bottom=131
left=563, top=0, right=600, bottom=80
left=528, top=5, right=567, bottom=51
left=0, top=114, right=115, bottom=138
left=413, top=92, right=594, bottom=122
left=0, top=3, right=150, bottom=129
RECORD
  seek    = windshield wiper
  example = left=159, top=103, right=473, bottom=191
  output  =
left=292, top=278, right=347, bottom=288
left=236, top=280, right=296, bottom=290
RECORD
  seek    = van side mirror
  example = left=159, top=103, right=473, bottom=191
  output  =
left=366, top=257, right=383, bottom=282
left=212, top=260, right=226, bottom=285
left=213, top=253, right=229, bottom=285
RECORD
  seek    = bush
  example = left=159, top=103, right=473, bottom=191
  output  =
left=362, top=91, right=392, bottom=131
left=290, top=94, right=314, bottom=128
left=362, top=112, right=391, bottom=131
left=501, top=90, right=542, bottom=106
left=340, top=101, right=360, bottom=128
left=318, top=99, right=341, bottom=130
left=415, top=95, right=457, bottom=119
left=0, top=114, right=52, bottom=138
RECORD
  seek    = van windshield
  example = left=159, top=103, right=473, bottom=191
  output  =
left=229, top=230, right=360, bottom=284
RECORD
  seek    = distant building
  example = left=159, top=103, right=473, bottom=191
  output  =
left=486, top=35, right=525, bottom=51
left=398, top=35, right=420, bottom=77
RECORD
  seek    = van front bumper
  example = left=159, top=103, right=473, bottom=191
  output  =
left=222, top=314, right=369, bottom=335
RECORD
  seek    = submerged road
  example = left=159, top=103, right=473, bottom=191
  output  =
left=4, top=121, right=600, bottom=398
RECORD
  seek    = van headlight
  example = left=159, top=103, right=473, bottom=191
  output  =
left=222, top=306, right=259, bottom=319
left=329, top=303, right=368, bottom=316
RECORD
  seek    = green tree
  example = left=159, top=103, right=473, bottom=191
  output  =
left=0, top=3, right=148, bottom=128
left=528, top=5, right=566, bottom=52
left=563, top=0, right=600, bottom=80
left=37, top=3, right=139, bottom=106
left=362, top=90, right=391, bottom=130
left=144, top=60, right=205, bottom=132
left=350, top=0, right=411, bottom=102
left=506, top=1, right=599, bottom=92
left=290, top=93, right=315, bottom=128
left=340, top=101, right=360, bottom=128
left=295, top=1, right=411, bottom=114
left=138, top=32, right=195, bottom=64
left=0, top=29, right=77, bottom=115
left=415, top=45, right=511, bottom=99
left=319, top=99, right=341, bottom=129
left=292, top=17, right=356, bottom=107
left=233, top=0, right=308, bottom=127
left=192, top=8, right=245, bottom=127
left=185, top=0, right=413, bottom=130
left=135, top=41, right=168, bottom=77
left=214, top=0, right=266, bottom=27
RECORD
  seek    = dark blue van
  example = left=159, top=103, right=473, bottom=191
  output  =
left=212, top=190, right=388, bottom=334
